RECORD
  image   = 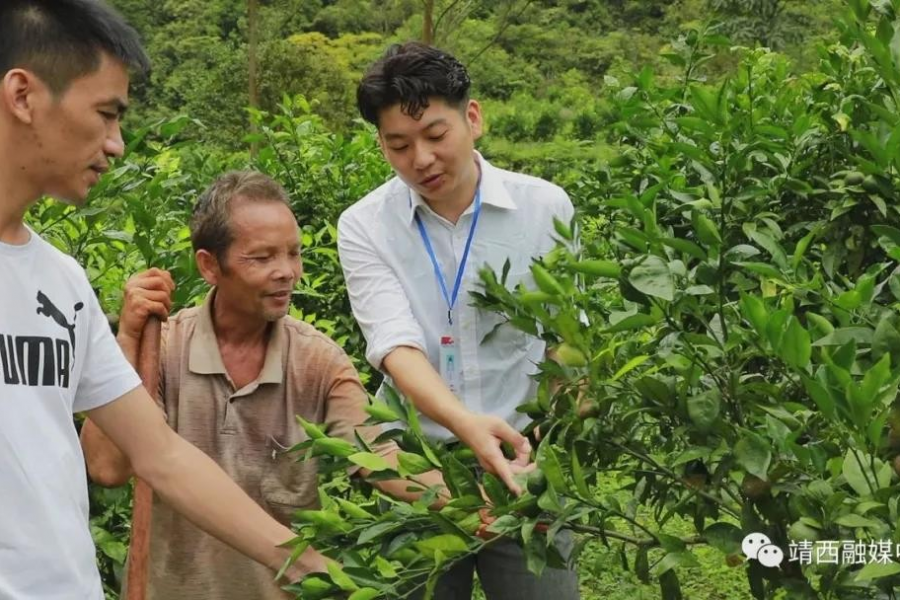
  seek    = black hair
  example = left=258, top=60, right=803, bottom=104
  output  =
left=357, top=41, right=471, bottom=127
left=0, top=0, right=149, bottom=95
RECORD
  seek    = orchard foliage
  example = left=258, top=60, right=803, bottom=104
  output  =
left=28, top=1, right=900, bottom=599
left=283, top=3, right=900, bottom=600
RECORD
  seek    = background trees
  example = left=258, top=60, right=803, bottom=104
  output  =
left=40, top=1, right=900, bottom=598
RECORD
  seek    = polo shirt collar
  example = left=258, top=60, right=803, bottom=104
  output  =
left=189, top=288, right=285, bottom=385
left=405, top=151, right=517, bottom=225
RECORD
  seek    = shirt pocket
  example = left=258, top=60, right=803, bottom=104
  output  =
left=259, top=435, right=317, bottom=523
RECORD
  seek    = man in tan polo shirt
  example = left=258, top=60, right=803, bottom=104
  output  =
left=80, top=170, right=445, bottom=599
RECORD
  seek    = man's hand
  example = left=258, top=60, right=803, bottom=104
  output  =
left=118, top=268, right=175, bottom=344
left=454, top=412, right=533, bottom=495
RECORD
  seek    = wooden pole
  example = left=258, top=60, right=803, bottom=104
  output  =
left=125, top=316, right=161, bottom=600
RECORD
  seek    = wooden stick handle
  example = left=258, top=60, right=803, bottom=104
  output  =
left=125, top=315, right=161, bottom=600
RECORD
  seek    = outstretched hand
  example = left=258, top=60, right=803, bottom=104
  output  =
left=454, top=412, right=534, bottom=496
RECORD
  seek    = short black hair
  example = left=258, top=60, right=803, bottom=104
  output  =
left=0, top=0, right=149, bottom=95
left=357, top=42, right=471, bottom=127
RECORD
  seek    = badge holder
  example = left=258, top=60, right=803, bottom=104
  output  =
left=440, top=334, right=459, bottom=393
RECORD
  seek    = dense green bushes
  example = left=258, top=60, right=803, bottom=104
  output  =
left=33, top=1, right=900, bottom=598
left=273, top=4, right=900, bottom=600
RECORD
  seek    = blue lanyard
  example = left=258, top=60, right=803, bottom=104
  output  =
left=413, top=187, right=482, bottom=326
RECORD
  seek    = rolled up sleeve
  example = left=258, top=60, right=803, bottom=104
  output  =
left=337, top=209, right=427, bottom=370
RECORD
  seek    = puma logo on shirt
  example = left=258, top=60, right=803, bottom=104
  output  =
left=0, top=291, right=83, bottom=388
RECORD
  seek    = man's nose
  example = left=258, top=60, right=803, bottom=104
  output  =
left=105, top=123, right=125, bottom=159
left=413, top=144, right=435, bottom=170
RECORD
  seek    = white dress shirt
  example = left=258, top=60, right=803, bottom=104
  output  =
left=337, top=153, right=574, bottom=440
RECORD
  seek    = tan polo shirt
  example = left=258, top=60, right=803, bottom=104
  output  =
left=129, top=290, right=382, bottom=600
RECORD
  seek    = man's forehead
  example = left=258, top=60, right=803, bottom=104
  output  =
left=380, top=112, right=453, bottom=139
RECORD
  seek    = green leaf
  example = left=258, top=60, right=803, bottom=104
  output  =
left=659, top=569, right=684, bottom=600
left=733, top=261, right=784, bottom=280
left=296, top=510, right=352, bottom=533
left=553, top=217, right=574, bottom=241
left=855, top=561, right=900, bottom=581
left=348, top=452, right=392, bottom=472
left=296, top=416, right=326, bottom=440
left=314, top=437, right=357, bottom=458
left=800, top=374, right=836, bottom=420
left=365, top=400, right=401, bottom=423
left=842, top=449, right=888, bottom=496
left=812, top=327, right=873, bottom=347
left=443, top=453, right=481, bottom=499
left=629, top=255, right=674, bottom=301
left=327, top=562, right=359, bottom=592
left=525, top=532, right=548, bottom=577
left=734, top=434, right=772, bottom=480
left=481, top=472, right=512, bottom=506
left=414, top=534, right=470, bottom=557
left=780, top=317, right=811, bottom=370
left=834, top=514, right=881, bottom=528
left=703, top=522, right=743, bottom=555
left=537, top=441, right=567, bottom=493
left=397, top=451, right=433, bottom=475
left=335, top=498, right=374, bottom=520
left=873, top=318, right=900, bottom=363
left=570, top=449, right=592, bottom=499
left=634, top=546, right=651, bottom=582
left=663, top=237, right=707, bottom=260
left=745, top=228, right=788, bottom=269
left=692, top=211, right=722, bottom=247
left=275, top=540, right=309, bottom=582
left=689, top=85, right=722, bottom=124
left=655, top=550, right=699, bottom=574
left=357, top=522, right=401, bottom=545
left=604, top=313, right=658, bottom=333
left=348, top=589, right=382, bottom=600
left=612, top=355, right=650, bottom=381
left=792, top=231, right=817, bottom=269
left=567, top=259, right=621, bottom=279
left=739, top=294, right=768, bottom=338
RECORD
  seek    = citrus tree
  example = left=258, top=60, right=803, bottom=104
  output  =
left=284, top=3, right=900, bottom=599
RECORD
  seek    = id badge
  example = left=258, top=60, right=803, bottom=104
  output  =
left=439, top=335, right=459, bottom=393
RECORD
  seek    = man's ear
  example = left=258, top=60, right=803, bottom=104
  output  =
left=2, top=69, right=43, bottom=125
left=195, top=249, right=221, bottom=286
left=376, top=130, right=389, bottom=158
left=466, top=99, right=483, bottom=140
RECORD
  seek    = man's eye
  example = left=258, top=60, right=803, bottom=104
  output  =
left=389, top=145, right=408, bottom=151
left=100, top=111, right=118, bottom=120
left=430, top=133, right=447, bottom=141
left=253, top=255, right=272, bottom=262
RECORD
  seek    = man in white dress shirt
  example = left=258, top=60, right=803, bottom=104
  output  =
left=337, top=42, right=579, bottom=600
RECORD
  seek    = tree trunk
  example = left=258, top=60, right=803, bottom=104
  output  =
left=248, top=0, right=259, bottom=158
left=423, top=0, right=434, bottom=44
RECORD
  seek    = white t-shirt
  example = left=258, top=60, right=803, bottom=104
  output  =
left=0, top=228, right=141, bottom=599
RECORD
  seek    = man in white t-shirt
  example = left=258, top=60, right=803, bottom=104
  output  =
left=337, top=42, right=580, bottom=600
left=0, top=1, right=328, bottom=597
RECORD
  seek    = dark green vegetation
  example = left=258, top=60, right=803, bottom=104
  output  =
left=34, top=0, right=900, bottom=598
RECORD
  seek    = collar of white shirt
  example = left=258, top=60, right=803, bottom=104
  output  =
left=405, top=152, right=518, bottom=225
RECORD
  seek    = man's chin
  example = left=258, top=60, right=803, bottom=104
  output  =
left=263, top=308, right=289, bottom=322
left=49, top=189, right=89, bottom=206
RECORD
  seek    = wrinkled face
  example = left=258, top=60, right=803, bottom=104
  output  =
left=26, top=53, right=129, bottom=204
left=377, top=97, right=482, bottom=206
left=211, top=200, right=303, bottom=323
